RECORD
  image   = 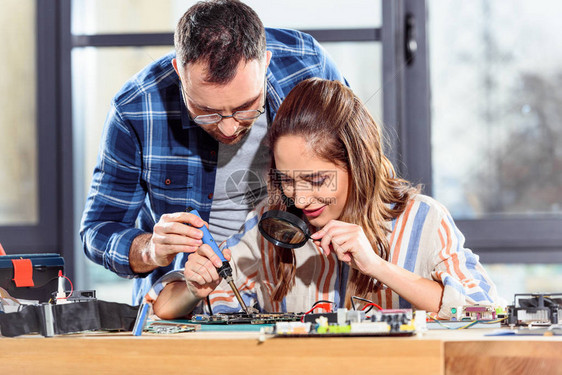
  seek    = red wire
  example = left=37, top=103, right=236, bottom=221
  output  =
left=57, top=274, right=74, bottom=299
left=64, top=275, right=74, bottom=299
left=361, top=302, right=382, bottom=311
left=305, top=303, right=332, bottom=315
left=300, top=303, right=333, bottom=322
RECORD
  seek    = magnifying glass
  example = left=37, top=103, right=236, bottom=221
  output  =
left=258, top=210, right=312, bottom=249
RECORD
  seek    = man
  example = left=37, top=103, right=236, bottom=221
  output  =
left=81, top=0, right=346, bottom=305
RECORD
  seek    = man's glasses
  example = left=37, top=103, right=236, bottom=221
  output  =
left=182, top=82, right=267, bottom=126
left=191, top=108, right=265, bottom=125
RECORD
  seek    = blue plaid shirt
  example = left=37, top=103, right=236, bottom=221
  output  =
left=80, top=28, right=346, bottom=305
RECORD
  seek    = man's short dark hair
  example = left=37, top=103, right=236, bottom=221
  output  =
left=175, top=0, right=266, bottom=84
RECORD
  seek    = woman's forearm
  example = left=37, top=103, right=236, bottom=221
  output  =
left=368, top=261, right=444, bottom=313
left=152, top=281, right=202, bottom=320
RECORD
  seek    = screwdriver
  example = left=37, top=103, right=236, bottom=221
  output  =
left=189, top=209, right=251, bottom=314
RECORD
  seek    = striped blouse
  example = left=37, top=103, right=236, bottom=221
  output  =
left=147, top=194, right=499, bottom=318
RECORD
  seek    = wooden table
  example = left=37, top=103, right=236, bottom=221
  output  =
left=1, top=329, right=561, bottom=374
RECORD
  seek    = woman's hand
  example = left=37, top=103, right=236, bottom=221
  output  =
left=184, top=245, right=232, bottom=299
left=310, top=220, right=383, bottom=277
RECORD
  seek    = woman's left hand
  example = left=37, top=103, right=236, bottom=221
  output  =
left=310, top=220, right=383, bottom=277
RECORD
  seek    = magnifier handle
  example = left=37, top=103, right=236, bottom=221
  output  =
left=189, top=209, right=227, bottom=263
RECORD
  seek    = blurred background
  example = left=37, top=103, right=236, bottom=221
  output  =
left=1, top=0, right=561, bottom=304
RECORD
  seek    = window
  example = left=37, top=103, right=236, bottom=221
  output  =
left=427, top=0, right=562, bottom=297
left=0, top=1, right=37, bottom=226
left=0, top=1, right=60, bottom=255
left=430, top=1, right=562, bottom=220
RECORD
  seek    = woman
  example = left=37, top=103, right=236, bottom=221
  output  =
left=150, top=78, right=499, bottom=319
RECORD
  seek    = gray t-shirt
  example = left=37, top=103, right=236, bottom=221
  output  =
left=208, top=113, right=269, bottom=244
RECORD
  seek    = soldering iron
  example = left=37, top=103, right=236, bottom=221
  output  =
left=189, top=209, right=251, bottom=314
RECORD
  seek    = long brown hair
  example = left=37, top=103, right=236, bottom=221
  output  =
left=267, top=78, right=417, bottom=306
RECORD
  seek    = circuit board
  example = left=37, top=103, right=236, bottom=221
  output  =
left=190, top=309, right=422, bottom=337
left=190, top=312, right=303, bottom=325
left=145, top=321, right=200, bottom=334
left=270, top=326, right=416, bottom=338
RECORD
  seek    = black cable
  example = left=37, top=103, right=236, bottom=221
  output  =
left=351, top=296, right=374, bottom=311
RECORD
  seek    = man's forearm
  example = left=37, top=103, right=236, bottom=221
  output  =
left=129, top=233, right=159, bottom=273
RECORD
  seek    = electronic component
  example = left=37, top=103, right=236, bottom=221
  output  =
left=56, top=270, right=66, bottom=300
left=145, top=321, right=200, bottom=334
left=506, top=293, right=561, bottom=326
left=425, top=305, right=506, bottom=330
left=450, top=304, right=501, bottom=321
left=191, top=312, right=302, bottom=325
left=370, top=308, right=415, bottom=332
left=275, top=322, right=311, bottom=334
left=51, top=289, right=96, bottom=303
left=65, top=290, right=96, bottom=302
left=272, top=308, right=419, bottom=337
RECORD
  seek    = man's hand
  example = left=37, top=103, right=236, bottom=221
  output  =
left=184, top=245, right=232, bottom=299
left=130, top=211, right=207, bottom=273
